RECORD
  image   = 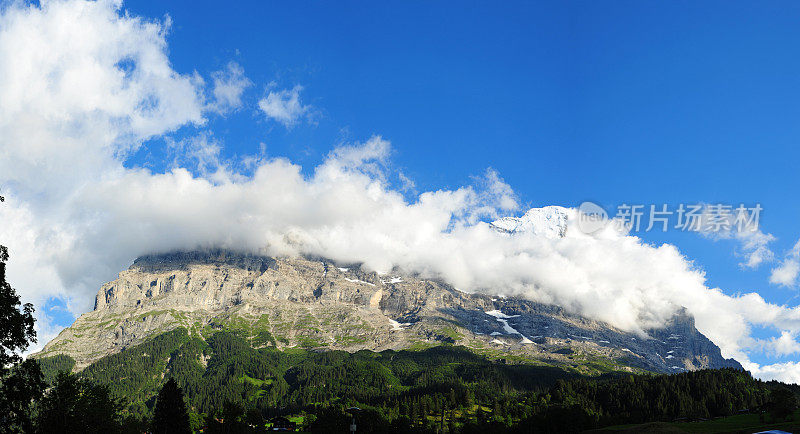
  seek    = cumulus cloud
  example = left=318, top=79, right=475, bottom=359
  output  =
left=751, top=331, right=800, bottom=357
left=4, top=0, right=800, bottom=384
left=0, top=0, right=204, bottom=202
left=0, top=0, right=205, bottom=345
left=750, top=361, right=800, bottom=384
left=771, top=240, right=800, bottom=287
left=209, top=62, right=251, bottom=114
left=258, top=84, right=312, bottom=127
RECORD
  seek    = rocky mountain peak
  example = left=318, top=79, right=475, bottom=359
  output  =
left=490, top=206, right=571, bottom=238
left=41, top=249, right=740, bottom=375
left=130, top=249, right=276, bottom=274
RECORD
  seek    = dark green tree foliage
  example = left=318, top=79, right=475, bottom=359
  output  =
left=768, top=387, right=797, bottom=421
left=512, top=368, right=770, bottom=432
left=70, top=327, right=787, bottom=433
left=152, top=378, right=191, bottom=434
left=189, top=331, right=282, bottom=411
left=81, top=327, right=191, bottom=407
left=37, top=354, right=76, bottom=384
left=204, top=401, right=256, bottom=434
left=0, top=194, right=44, bottom=433
left=0, top=359, right=45, bottom=433
left=35, top=371, right=125, bottom=434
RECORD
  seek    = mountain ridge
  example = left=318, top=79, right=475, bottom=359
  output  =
left=489, top=205, right=571, bottom=237
left=36, top=249, right=741, bottom=375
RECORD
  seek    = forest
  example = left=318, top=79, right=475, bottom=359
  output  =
left=22, top=328, right=799, bottom=433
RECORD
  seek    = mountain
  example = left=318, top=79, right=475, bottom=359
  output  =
left=489, top=206, right=570, bottom=237
left=36, top=249, right=741, bottom=375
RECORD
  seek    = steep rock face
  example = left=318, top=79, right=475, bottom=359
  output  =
left=37, top=250, right=741, bottom=374
left=647, top=308, right=741, bottom=371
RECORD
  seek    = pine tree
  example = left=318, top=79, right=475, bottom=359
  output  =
left=152, top=378, right=192, bottom=434
left=36, top=371, right=123, bottom=434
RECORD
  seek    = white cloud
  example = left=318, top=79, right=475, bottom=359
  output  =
left=738, top=232, right=776, bottom=268
left=0, top=0, right=204, bottom=202
left=258, top=84, right=312, bottom=127
left=209, top=62, right=251, bottom=114
left=0, top=0, right=205, bottom=347
left=751, top=330, right=800, bottom=357
left=398, top=172, right=416, bottom=193
left=750, top=361, right=800, bottom=384
left=697, top=204, right=775, bottom=269
left=771, top=240, right=800, bottom=287
left=771, top=331, right=800, bottom=356
left=772, top=260, right=800, bottom=287
left=3, top=0, right=800, bottom=386
left=165, top=132, right=239, bottom=184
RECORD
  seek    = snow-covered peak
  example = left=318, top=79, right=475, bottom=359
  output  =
left=490, top=206, right=571, bottom=238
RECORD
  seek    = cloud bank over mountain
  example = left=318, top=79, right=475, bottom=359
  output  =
left=2, top=0, right=800, bottom=382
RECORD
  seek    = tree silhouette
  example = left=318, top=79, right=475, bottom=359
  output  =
left=0, top=359, right=45, bottom=433
left=0, top=195, right=37, bottom=369
left=152, top=378, right=192, bottom=434
left=0, top=194, right=44, bottom=433
left=768, top=387, right=797, bottom=421
left=35, top=371, right=124, bottom=434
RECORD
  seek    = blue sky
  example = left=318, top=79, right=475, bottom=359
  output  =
left=127, top=3, right=798, bottom=287
left=14, top=1, right=799, bottom=369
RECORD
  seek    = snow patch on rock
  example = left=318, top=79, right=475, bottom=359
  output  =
left=490, top=206, right=570, bottom=238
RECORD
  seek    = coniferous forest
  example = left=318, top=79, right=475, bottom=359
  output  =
left=24, top=328, right=800, bottom=433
